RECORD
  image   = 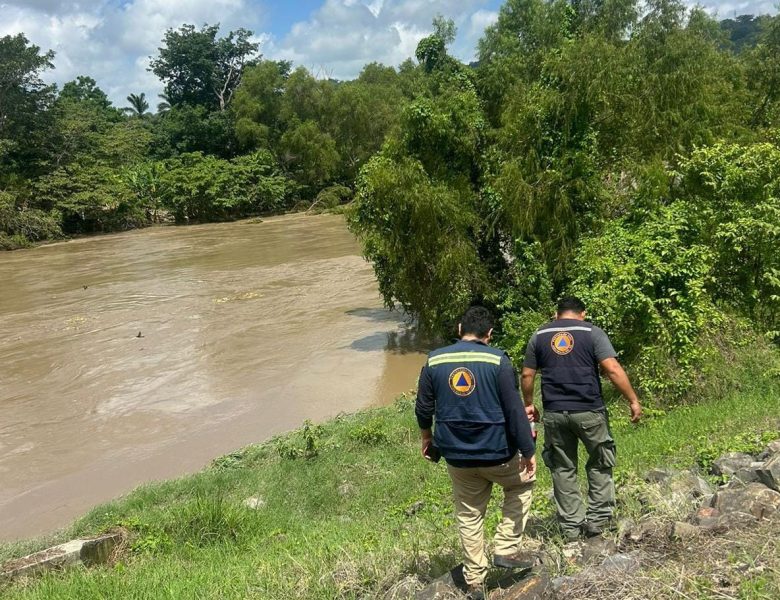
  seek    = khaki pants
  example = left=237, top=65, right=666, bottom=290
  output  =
left=447, top=454, right=535, bottom=585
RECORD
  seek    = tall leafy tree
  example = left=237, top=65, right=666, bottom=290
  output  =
left=233, top=60, right=292, bottom=148
left=0, top=33, right=55, bottom=178
left=60, top=76, right=113, bottom=111
left=149, top=24, right=260, bottom=111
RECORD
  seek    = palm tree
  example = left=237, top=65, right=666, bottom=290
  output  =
left=123, top=92, right=149, bottom=117
left=156, top=93, right=172, bottom=114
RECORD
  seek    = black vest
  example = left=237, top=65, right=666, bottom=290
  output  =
left=534, top=319, right=604, bottom=411
left=427, top=341, right=510, bottom=461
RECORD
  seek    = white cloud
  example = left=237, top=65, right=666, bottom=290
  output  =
left=266, top=0, right=493, bottom=80
left=0, top=0, right=269, bottom=106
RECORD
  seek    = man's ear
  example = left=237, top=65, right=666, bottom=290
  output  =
left=487, top=328, right=494, bottom=340
left=458, top=323, right=462, bottom=337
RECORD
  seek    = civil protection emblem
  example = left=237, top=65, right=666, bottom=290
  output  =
left=551, top=332, right=575, bottom=355
left=449, top=367, right=476, bottom=396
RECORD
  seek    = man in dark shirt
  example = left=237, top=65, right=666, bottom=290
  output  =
left=521, top=297, right=641, bottom=541
left=416, top=306, right=536, bottom=598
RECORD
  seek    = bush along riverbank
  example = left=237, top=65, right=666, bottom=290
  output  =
left=1, top=340, right=780, bottom=599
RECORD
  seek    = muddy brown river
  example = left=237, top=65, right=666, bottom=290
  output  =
left=0, top=214, right=427, bottom=542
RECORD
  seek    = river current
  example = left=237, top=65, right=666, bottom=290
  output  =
left=0, top=214, right=426, bottom=541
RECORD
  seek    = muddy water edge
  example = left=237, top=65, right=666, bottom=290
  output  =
left=0, top=214, right=427, bottom=542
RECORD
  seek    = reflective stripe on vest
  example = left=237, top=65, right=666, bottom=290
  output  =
left=428, top=352, right=502, bottom=367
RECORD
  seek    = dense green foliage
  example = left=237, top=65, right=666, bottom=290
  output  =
left=349, top=1, right=780, bottom=403
left=0, top=27, right=413, bottom=247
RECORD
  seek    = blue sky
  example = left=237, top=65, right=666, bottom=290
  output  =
left=0, top=0, right=775, bottom=107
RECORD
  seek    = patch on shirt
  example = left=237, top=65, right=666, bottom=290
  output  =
left=551, top=332, right=575, bottom=355
left=449, top=367, right=476, bottom=396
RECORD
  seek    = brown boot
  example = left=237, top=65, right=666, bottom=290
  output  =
left=493, top=550, right=536, bottom=569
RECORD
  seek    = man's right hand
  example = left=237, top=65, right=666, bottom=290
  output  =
left=520, top=455, right=536, bottom=479
left=629, top=400, right=642, bottom=423
left=525, top=404, right=540, bottom=423
left=421, top=438, right=433, bottom=460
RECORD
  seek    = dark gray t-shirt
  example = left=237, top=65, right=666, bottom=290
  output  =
left=523, top=325, right=616, bottom=369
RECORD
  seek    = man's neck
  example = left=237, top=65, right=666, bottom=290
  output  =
left=461, top=335, right=489, bottom=344
left=557, top=312, right=585, bottom=321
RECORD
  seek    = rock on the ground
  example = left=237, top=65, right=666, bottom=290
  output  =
left=734, top=464, right=763, bottom=484
left=713, top=482, right=780, bottom=520
left=644, top=468, right=677, bottom=484
left=670, top=521, right=701, bottom=542
left=415, top=566, right=467, bottom=600
left=669, top=471, right=713, bottom=499
left=625, top=519, right=664, bottom=543
left=551, top=575, right=577, bottom=594
left=711, top=453, right=754, bottom=477
left=489, top=571, right=550, bottom=600
left=599, top=552, right=642, bottom=576
left=0, top=533, right=123, bottom=580
left=716, top=511, right=760, bottom=531
left=383, top=575, right=425, bottom=600
left=646, top=470, right=713, bottom=516
left=757, top=440, right=780, bottom=461
left=758, top=455, right=780, bottom=492
left=695, top=507, right=720, bottom=530
left=580, top=537, right=619, bottom=564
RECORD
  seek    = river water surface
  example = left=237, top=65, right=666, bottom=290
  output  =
left=0, top=214, right=427, bottom=541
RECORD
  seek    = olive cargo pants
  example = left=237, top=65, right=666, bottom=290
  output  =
left=541, top=410, right=616, bottom=536
left=446, top=454, right=535, bottom=585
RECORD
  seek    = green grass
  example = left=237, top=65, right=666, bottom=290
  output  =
left=2, top=342, right=780, bottom=599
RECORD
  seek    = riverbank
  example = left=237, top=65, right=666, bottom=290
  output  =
left=2, top=336, right=779, bottom=598
left=0, top=211, right=426, bottom=541
left=0, top=204, right=349, bottom=252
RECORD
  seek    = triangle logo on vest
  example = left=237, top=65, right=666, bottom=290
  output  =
left=449, top=367, right=476, bottom=396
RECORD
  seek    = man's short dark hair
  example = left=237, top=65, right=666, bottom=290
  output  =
left=460, top=306, right=494, bottom=338
left=557, top=296, right=586, bottom=314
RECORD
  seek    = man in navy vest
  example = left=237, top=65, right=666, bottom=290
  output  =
left=521, top=297, right=641, bottom=541
left=416, top=306, right=537, bottom=598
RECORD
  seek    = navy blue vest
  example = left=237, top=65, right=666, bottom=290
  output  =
left=534, top=319, right=604, bottom=411
left=427, top=341, right=510, bottom=461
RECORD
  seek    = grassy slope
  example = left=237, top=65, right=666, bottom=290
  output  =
left=2, top=342, right=780, bottom=599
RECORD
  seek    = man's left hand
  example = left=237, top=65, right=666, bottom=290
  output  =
left=525, top=404, right=540, bottom=423
left=520, top=455, right=536, bottom=479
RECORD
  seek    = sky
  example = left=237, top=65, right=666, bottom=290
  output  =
left=1, top=0, right=778, bottom=108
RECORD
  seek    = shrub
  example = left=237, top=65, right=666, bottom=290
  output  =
left=677, top=142, right=780, bottom=341
left=348, top=420, right=388, bottom=446
left=0, top=190, right=62, bottom=246
left=570, top=203, right=720, bottom=402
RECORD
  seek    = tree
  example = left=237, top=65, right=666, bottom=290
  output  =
left=60, top=76, right=113, bottom=111
left=124, top=93, right=150, bottom=117
left=0, top=33, right=55, bottom=178
left=233, top=60, right=292, bottom=148
left=279, top=120, right=340, bottom=192
left=150, top=104, right=237, bottom=158
left=156, top=93, right=172, bottom=114
left=149, top=24, right=260, bottom=111
left=744, top=14, right=780, bottom=128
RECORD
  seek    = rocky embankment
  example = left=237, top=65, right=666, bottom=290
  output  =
left=396, top=440, right=780, bottom=600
